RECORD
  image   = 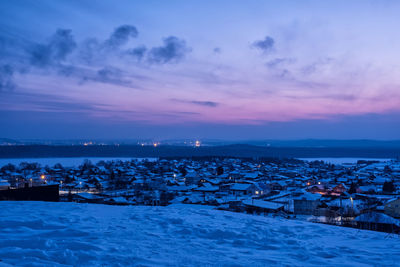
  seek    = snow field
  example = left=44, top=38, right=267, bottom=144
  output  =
left=0, top=202, right=399, bottom=266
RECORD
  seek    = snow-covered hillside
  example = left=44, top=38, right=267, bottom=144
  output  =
left=0, top=202, right=399, bottom=266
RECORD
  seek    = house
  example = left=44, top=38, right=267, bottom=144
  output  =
left=73, top=192, right=104, bottom=203
left=307, top=184, right=326, bottom=194
left=185, top=171, right=201, bottom=184
left=242, top=172, right=259, bottom=180
left=195, top=183, right=219, bottom=193
left=385, top=198, right=400, bottom=218
left=199, top=178, right=222, bottom=186
left=0, top=180, right=10, bottom=190
left=195, top=183, right=219, bottom=201
left=230, top=183, right=257, bottom=196
left=293, top=192, right=321, bottom=215
left=358, top=185, right=377, bottom=194
left=354, top=212, right=400, bottom=233
left=105, top=196, right=129, bottom=205
left=242, top=199, right=284, bottom=214
left=269, top=181, right=286, bottom=191
left=332, top=184, right=347, bottom=195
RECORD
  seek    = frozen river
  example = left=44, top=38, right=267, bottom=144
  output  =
left=0, top=156, right=394, bottom=167
left=298, top=157, right=393, bottom=164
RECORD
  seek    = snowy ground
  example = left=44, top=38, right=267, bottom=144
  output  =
left=0, top=202, right=399, bottom=266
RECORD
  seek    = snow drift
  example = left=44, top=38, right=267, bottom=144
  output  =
left=0, top=201, right=399, bottom=266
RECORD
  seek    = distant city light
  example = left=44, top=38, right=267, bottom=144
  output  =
left=195, top=140, right=201, bottom=147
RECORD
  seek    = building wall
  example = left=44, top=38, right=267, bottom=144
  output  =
left=293, top=199, right=319, bottom=215
left=385, top=199, right=400, bottom=218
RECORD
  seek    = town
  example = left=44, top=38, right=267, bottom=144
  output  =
left=1, top=157, right=400, bottom=233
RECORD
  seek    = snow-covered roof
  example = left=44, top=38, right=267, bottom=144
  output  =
left=293, top=192, right=321, bottom=201
left=355, top=212, right=400, bottom=226
left=242, top=199, right=284, bottom=210
left=108, top=197, right=128, bottom=203
left=195, top=183, right=219, bottom=192
left=0, top=181, right=10, bottom=187
left=75, top=192, right=103, bottom=200
left=230, top=183, right=252, bottom=191
left=243, top=173, right=259, bottom=179
left=167, top=185, right=196, bottom=191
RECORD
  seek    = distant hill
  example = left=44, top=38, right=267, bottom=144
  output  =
left=0, top=144, right=399, bottom=159
left=202, top=139, right=400, bottom=148
left=2, top=138, right=400, bottom=148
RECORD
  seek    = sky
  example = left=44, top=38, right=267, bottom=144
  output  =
left=1, top=0, right=400, bottom=140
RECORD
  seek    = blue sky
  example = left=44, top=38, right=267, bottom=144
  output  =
left=1, top=0, right=400, bottom=140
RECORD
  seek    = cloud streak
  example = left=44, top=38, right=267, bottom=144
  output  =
left=170, top=98, right=219, bottom=107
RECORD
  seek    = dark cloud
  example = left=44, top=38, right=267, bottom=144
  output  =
left=0, top=64, right=15, bottom=90
left=301, top=58, right=334, bottom=75
left=30, top=29, right=77, bottom=67
left=252, top=36, right=275, bottom=53
left=80, top=25, right=139, bottom=62
left=96, top=67, right=124, bottom=83
left=148, top=36, right=191, bottom=64
left=266, top=58, right=295, bottom=68
left=175, top=111, right=201, bottom=115
left=80, top=66, right=135, bottom=87
left=127, top=45, right=147, bottom=61
left=29, top=44, right=52, bottom=67
left=278, top=69, right=291, bottom=79
left=55, top=63, right=147, bottom=89
left=171, top=98, right=219, bottom=107
left=191, top=100, right=218, bottom=107
left=0, top=25, right=190, bottom=91
left=79, top=38, right=101, bottom=64
left=105, top=25, right=138, bottom=48
left=213, top=47, right=221, bottom=54
left=49, top=29, right=77, bottom=61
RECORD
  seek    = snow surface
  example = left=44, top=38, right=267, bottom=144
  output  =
left=0, top=202, right=399, bottom=266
